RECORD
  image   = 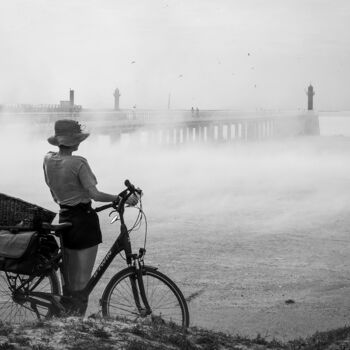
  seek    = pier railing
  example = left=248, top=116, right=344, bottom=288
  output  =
left=80, top=109, right=320, bottom=144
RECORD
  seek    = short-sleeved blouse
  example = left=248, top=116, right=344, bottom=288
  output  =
left=43, top=152, right=97, bottom=206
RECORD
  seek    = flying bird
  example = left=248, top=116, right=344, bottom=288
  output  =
left=131, top=61, right=136, bottom=64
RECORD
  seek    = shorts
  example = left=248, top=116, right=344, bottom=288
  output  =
left=58, top=202, right=102, bottom=250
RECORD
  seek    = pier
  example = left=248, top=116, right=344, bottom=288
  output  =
left=0, top=85, right=320, bottom=145
left=19, top=108, right=319, bottom=145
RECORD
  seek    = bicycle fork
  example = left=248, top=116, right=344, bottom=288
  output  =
left=119, top=222, right=152, bottom=318
left=129, top=261, right=152, bottom=317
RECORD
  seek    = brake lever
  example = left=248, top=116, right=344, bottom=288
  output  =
left=109, top=210, right=118, bottom=217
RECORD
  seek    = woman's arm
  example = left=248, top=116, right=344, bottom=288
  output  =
left=87, top=185, right=119, bottom=202
left=79, top=162, right=138, bottom=205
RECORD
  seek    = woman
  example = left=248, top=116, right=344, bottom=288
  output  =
left=43, top=119, right=137, bottom=315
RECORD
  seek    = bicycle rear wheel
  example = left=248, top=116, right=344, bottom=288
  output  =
left=0, top=271, right=60, bottom=323
left=101, top=266, right=189, bottom=327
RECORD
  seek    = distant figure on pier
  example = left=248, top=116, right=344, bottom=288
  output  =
left=191, top=107, right=194, bottom=117
left=114, top=88, right=121, bottom=110
left=196, top=107, right=199, bottom=118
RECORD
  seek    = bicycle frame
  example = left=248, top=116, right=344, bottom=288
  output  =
left=2, top=182, right=188, bottom=326
left=10, top=185, right=153, bottom=318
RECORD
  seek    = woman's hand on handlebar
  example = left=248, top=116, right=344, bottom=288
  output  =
left=95, top=181, right=141, bottom=212
left=113, top=185, right=142, bottom=208
left=126, top=193, right=139, bottom=207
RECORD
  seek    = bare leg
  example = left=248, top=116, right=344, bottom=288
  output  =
left=63, top=245, right=98, bottom=291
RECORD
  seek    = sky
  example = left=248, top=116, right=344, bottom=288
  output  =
left=0, top=0, right=349, bottom=110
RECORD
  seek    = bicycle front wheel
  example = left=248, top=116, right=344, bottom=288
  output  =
left=101, top=266, right=189, bottom=327
left=0, top=271, right=60, bottom=323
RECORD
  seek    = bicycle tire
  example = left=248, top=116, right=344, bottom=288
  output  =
left=101, top=266, right=189, bottom=327
left=0, top=270, right=60, bottom=323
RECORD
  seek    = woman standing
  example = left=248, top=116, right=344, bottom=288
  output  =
left=43, top=119, right=137, bottom=315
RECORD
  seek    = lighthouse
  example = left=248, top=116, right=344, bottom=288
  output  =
left=69, top=89, right=74, bottom=108
left=114, top=88, right=121, bottom=110
left=307, top=84, right=315, bottom=110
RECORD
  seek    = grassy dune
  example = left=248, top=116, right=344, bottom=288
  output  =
left=0, top=317, right=350, bottom=350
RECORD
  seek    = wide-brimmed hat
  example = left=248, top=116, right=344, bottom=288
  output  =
left=47, top=119, right=89, bottom=146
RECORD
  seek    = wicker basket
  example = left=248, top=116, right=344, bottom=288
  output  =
left=0, top=193, right=56, bottom=230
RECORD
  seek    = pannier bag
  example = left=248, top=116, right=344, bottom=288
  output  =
left=0, top=230, right=59, bottom=275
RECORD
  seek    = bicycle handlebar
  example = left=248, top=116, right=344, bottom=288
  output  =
left=94, top=203, right=114, bottom=213
left=94, top=179, right=142, bottom=213
left=124, top=179, right=142, bottom=196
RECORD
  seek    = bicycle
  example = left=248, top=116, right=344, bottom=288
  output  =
left=0, top=180, right=190, bottom=327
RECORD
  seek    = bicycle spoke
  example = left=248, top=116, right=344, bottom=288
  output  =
left=108, top=301, right=136, bottom=309
left=108, top=304, right=139, bottom=315
left=151, top=288, right=173, bottom=308
left=112, top=289, right=135, bottom=307
left=153, top=301, right=181, bottom=310
left=12, top=305, right=23, bottom=323
left=0, top=283, right=10, bottom=293
left=148, top=283, right=157, bottom=306
left=115, top=281, right=134, bottom=301
left=0, top=280, right=11, bottom=293
left=0, top=301, right=14, bottom=311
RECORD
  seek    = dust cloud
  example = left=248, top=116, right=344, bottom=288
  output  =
left=1, top=118, right=350, bottom=339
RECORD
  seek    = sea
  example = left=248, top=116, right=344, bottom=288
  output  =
left=1, top=111, right=350, bottom=340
